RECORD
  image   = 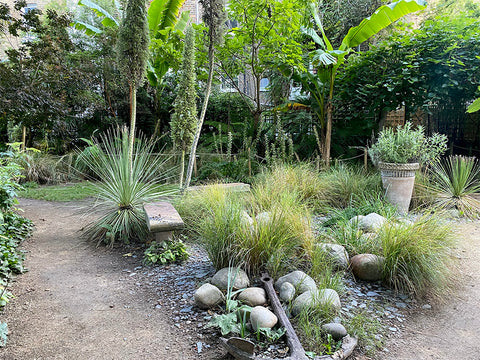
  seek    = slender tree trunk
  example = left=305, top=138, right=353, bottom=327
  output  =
left=179, top=148, right=185, bottom=188
left=129, top=84, right=136, bottom=165
left=183, top=43, right=215, bottom=191
left=324, top=70, right=335, bottom=169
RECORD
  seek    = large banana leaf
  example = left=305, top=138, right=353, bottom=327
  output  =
left=148, top=0, right=186, bottom=34
left=340, top=0, right=427, bottom=51
left=72, top=20, right=101, bottom=36
left=78, top=0, right=119, bottom=29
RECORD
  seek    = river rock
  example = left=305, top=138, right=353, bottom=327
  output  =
left=279, top=282, right=296, bottom=302
left=211, top=267, right=250, bottom=290
left=355, top=213, right=387, bottom=232
left=275, top=270, right=317, bottom=294
left=322, top=323, right=347, bottom=341
left=250, top=306, right=278, bottom=331
left=240, top=211, right=254, bottom=227
left=350, top=254, right=385, bottom=281
left=291, top=288, right=341, bottom=316
left=194, top=283, right=224, bottom=309
left=317, top=243, right=349, bottom=269
left=237, top=287, right=267, bottom=307
left=256, top=211, right=271, bottom=225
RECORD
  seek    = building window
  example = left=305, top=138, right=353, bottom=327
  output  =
left=24, top=3, right=37, bottom=13
left=260, top=78, right=270, bottom=91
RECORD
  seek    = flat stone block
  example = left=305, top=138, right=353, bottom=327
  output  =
left=144, top=201, right=184, bottom=233
left=186, top=183, right=251, bottom=192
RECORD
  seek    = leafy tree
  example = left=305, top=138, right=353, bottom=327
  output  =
left=116, top=0, right=149, bottom=158
left=216, top=0, right=307, bottom=144
left=171, top=26, right=197, bottom=188
left=297, top=0, right=427, bottom=167
left=334, top=14, right=480, bottom=150
left=0, top=1, right=104, bottom=151
left=183, top=0, right=226, bottom=190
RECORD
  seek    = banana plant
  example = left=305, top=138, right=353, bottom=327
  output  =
left=301, top=0, right=427, bottom=167
left=467, top=87, right=480, bottom=113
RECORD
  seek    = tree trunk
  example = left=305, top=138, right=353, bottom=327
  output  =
left=324, top=70, right=335, bottom=169
left=179, top=148, right=185, bottom=188
left=183, top=43, right=215, bottom=191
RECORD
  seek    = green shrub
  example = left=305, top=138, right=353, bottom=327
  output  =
left=368, top=122, right=447, bottom=165
left=81, top=127, right=176, bottom=246
left=380, top=214, right=454, bottom=297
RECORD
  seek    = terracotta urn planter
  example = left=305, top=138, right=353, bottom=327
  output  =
left=378, top=162, right=419, bottom=214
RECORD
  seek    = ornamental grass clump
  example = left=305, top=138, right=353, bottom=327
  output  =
left=428, top=155, right=480, bottom=218
left=81, top=127, right=175, bottom=246
left=380, top=214, right=454, bottom=298
left=368, top=122, right=447, bottom=165
left=253, top=163, right=329, bottom=211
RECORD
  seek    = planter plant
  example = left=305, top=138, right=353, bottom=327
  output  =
left=369, top=122, right=447, bottom=213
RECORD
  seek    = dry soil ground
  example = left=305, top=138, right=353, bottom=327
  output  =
left=1, top=199, right=479, bottom=360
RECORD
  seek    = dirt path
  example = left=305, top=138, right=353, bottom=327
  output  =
left=2, top=199, right=480, bottom=360
left=0, top=199, right=198, bottom=360
left=374, top=221, right=480, bottom=360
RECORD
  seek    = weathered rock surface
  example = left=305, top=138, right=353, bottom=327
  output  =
left=194, top=283, right=224, bottom=309
left=291, top=288, right=341, bottom=316
left=250, top=306, right=278, bottom=331
left=351, top=213, right=387, bottom=232
left=237, top=287, right=267, bottom=307
left=275, top=270, right=317, bottom=294
left=350, top=254, right=385, bottom=281
left=255, top=212, right=271, bottom=225
left=211, top=267, right=250, bottom=290
left=240, top=211, right=254, bottom=227
left=279, top=282, right=296, bottom=302
left=322, top=322, right=347, bottom=341
left=317, top=243, right=350, bottom=269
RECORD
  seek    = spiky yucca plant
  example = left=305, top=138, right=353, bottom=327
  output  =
left=429, top=155, right=480, bottom=218
left=82, top=127, right=175, bottom=246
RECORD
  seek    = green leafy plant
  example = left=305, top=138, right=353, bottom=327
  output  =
left=143, top=239, right=189, bottom=265
left=368, top=122, right=447, bottom=165
left=256, top=327, right=286, bottom=343
left=428, top=155, right=480, bottom=218
left=80, top=127, right=176, bottom=246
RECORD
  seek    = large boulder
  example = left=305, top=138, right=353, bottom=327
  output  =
left=250, top=306, right=278, bottom=331
left=237, top=287, right=267, bottom=307
left=322, top=323, right=347, bottom=341
left=211, top=267, right=250, bottom=291
left=275, top=270, right=317, bottom=294
left=317, top=243, right=349, bottom=270
left=279, top=282, right=296, bottom=303
left=350, top=213, right=386, bottom=232
left=194, top=283, right=224, bottom=309
left=350, top=254, right=385, bottom=281
left=292, top=289, right=341, bottom=316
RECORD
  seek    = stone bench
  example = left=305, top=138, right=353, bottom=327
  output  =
left=143, top=201, right=184, bottom=241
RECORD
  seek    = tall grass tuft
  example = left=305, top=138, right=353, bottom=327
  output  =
left=81, top=127, right=175, bottom=246
left=380, top=214, right=454, bottom=298
left=428, top=155, right=480, bottom=218
left=253, top=163, right=329, bottom=211
left=319, top=164, right=382, bottom=209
